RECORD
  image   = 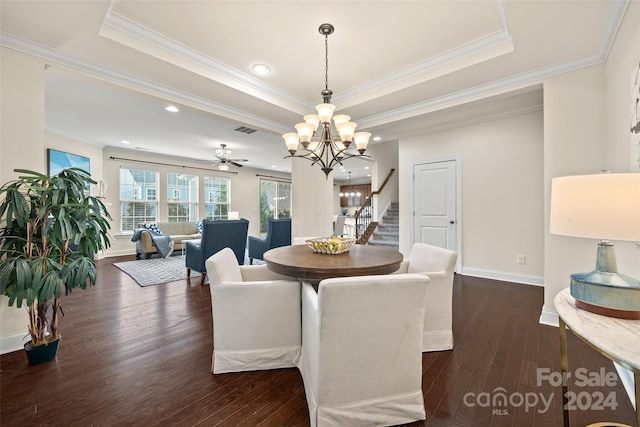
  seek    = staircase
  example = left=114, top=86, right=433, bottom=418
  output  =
left=367, top=202, right=399, bottom=252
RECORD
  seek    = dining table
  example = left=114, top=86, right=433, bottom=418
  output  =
left=263, top=243, right=403, bottom=284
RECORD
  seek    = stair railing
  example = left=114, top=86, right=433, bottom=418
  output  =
left=354, top=169, right=395, bottom=242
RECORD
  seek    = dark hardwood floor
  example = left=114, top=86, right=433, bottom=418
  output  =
left=1, top=256, right=635, bottom=426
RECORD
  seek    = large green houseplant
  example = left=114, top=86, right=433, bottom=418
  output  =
left=0, top=168, right=111, bottom=364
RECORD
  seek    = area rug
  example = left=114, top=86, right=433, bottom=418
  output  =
left=114, top=256, right=189, bottom=287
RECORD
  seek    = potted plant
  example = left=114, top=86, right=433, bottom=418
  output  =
left=0, top=168, right=111, bottom=365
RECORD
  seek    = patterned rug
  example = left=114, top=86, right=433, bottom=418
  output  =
left=114, top=255, right=189, bottom=287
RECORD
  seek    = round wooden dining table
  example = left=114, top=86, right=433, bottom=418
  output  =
left=263, top=244, right=403, bottom=283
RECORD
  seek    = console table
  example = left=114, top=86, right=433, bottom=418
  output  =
left=554, top=288, right=639, bottom=427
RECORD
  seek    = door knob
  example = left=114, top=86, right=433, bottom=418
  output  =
left=449, top=220, right=455, bottom=224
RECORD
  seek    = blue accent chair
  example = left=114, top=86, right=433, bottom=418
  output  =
left=248, top=218, right=292, bottom=264
left=185, top=218, right=249, bottom=285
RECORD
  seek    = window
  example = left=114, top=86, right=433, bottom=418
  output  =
left=120, top=168, right=159, bottom=231
left=259, top=178, right=291, bottom=235
left=167, top=173, right=198, bottom=222
left=204, top=176, right=230, bottom=220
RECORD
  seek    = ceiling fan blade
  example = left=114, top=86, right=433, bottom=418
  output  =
left=229, top=160, right=244, bottom=167
left=231, top=159, right=249, bottom=163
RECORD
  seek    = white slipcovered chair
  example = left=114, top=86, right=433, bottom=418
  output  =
left=393, top=242, right=458, bottom=352
left=296, top=274, right=429, bottom=427
left=205, top=247, right=302, bottom=374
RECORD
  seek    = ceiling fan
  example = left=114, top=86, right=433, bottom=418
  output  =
left=212, top=144, right=248, bottom=171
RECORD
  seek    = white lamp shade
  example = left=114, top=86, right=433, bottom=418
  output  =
left=337, top=122, right=357, bottom=142
left=354, top=132, right=371, bottom=151
left=218, top=164, right=230, bottom=171
left=295, top=122, right=315, bottom=143
left=332, top=114, right=351, bottom=127
left=283, top=133, right=299, bottom=152
left=550, top=173, right=640, bottom=242
left=228, top=211, right=239, bottom=219
left=304, top=114, right=320, bottom=132
left=316, top=103, right=336, bottom=123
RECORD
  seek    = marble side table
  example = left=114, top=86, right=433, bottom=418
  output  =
left=554, top=288, right=639, bottom=427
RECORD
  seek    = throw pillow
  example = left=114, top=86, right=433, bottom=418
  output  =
left=141, top=223, right=162, bottom=235
left=196, top=221, right=203, bottom=234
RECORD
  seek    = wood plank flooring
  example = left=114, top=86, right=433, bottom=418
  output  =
left=1, top=256, right=635, bottom=426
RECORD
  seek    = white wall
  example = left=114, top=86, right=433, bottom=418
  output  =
left=399, top=110, right=545, bottom=284
left=604, top=0, right=640, bottom=283
left=103, top=146, right=290, bottom=256
left=541, top=1, right=640, bottom=324
left=0, top=48, right=45, bottom=354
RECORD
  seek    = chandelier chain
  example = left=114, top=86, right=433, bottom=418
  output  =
left=324, top=33, right=329, bottom=92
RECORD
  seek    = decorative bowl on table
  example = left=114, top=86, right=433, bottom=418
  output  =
left=306, top=237, right=356, bottom=255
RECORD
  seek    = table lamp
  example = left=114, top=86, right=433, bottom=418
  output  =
left=550, top=172, right=640, bottom=319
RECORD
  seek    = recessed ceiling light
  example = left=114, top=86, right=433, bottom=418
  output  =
left=271, top=165, right=277, bottom=168
left=373, top=136, right=382, bottom=141
left=252, top=63, right=271, bottom=75
left=364, top=166, right=370, bottom=170
left=165, top=105, right=179, bottom=113
left=121, top=140, right=130, bottom=144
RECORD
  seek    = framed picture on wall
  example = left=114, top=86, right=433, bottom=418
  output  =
left=47, top=148, right=91, bottom=190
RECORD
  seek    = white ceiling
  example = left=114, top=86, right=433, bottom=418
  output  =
left=0, top=0, right=628, bottom=181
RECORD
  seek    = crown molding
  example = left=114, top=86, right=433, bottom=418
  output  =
left=0, top=31, right=291, bottom=135
left=357, top=49, right=603, bottom=129
left=391, top=103, right=543, bottom=141
left=0, top=0, right=629, bottom=136
left=334, top=0, right=514, bottom=108
left=100, top=5, right=312, bottom=115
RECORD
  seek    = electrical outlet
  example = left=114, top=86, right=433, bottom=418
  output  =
left=517, top=255, right=526, bottom=265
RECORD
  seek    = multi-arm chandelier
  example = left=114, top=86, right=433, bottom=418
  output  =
left=282, top=23, right=371, bottom=178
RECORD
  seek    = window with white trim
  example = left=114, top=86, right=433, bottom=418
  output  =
left=167, top=173, right=198, bottom=222
left=120, top=168, right=159, bottom=231
left=204, top=176, right=230, bottom=220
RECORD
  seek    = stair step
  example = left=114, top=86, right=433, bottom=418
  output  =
left=382, top=216, right=398, bottom=224
left=377, top=224, right=398, bottom=232
left=371, top=231, right=398, bottom=241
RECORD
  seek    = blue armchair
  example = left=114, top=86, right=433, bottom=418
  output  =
left=248, top=218, right=291, bottom=264
left=185, top=218, right=249, bottom=285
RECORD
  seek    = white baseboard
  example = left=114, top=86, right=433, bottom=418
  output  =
left=539, top=309, right=559, bottom=327
left=103, top=248, right=136, bottom=258
left=461, top=267, right=544, bottom=287
left=0, top=333, right=26, bottom=355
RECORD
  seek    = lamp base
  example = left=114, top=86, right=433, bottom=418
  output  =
left=574, top=299, right=640, bottom=320
left=570, top=271, right=640, bottom=319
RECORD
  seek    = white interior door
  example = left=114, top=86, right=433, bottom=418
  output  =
left=413, top=160, right=458, bottom=252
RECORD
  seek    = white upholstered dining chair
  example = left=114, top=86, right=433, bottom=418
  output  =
left=393, top=242, right=458, bottom=352
left=205, top=248, right=301, bottom=374
left=296, top=274, right=429, bottom=427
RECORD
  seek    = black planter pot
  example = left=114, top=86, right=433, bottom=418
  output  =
left=24, top=337, right=60, bottom=366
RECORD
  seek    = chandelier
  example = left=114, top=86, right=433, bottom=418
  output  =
left=282, top=23, right=371, bottom=178
left=339, top=171, right=361, bottom=198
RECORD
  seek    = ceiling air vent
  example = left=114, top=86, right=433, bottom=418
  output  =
left=234, top=126, right=257, bottom=134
